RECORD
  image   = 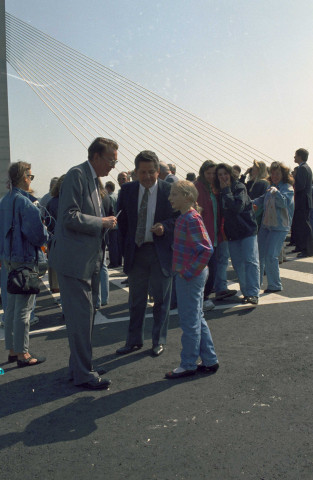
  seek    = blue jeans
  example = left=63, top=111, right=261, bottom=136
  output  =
left=258, top=227, right=287, bottom=290
left=1, top=264, right=36, bottom=323
left=176, top=267, right=218, bottom=370
left=97, top=262, right=109, bottom=307
left=3, top=260, right=35, bottom=353
left=1, top=263, right=8, bottom=322
left=228, top=235, right=260, bottom=297
left=214, top=241, right=230, bottom=293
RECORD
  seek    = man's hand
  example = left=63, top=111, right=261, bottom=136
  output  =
left=102, top=216, right=117, bottom=229
left=151, top=223, right=165, bottom=236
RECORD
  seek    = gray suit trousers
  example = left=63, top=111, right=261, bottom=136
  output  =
left=58, top=253, right=102, bottom=385
left=127, top=244, right=172, bottom=347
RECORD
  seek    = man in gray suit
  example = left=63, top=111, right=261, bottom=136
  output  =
left=49, top=137, right=118, bottom=389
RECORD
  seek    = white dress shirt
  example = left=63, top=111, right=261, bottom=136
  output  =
left=137, top=181, right=158, bottom=243
left=87, top=161, right=102, bottom=214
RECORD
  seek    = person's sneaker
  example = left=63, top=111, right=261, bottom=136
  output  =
left=30, top=316, right=39, bottom=326
left=246, top=296, right=258, bottom=305
left=203, top=299, right=215, bottom=311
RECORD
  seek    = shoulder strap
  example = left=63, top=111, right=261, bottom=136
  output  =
left=8, top=193, right=39, bottom=266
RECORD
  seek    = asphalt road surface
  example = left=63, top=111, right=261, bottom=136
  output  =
left=1, top=245, right=313, bottom=480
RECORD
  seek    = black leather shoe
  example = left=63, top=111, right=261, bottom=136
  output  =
left=264, top=289, right=281, bottom=294
left=197, top=363, right=219, bottom=374
left=242, top=296, right=249, bottom=304
left=68, top=368, right=107, bottom=382
left=152, top=344, right=164, bottom=356
left=297, top=252, right=308, bottom=258
left=246, top=296, right=258, bottom=305
left=116, top=344, right=143, bottom=355
left=79, top=377, right=111, bottom=390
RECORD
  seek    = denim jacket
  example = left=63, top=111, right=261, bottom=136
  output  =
left=253, top=182, right=294, bottom=232
left=0, top=188, right=49, bottom=264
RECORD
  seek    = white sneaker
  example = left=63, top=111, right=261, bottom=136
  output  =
left=30, top=316, right=39, bottom=326
left=203, top=299, right=215, bottom=311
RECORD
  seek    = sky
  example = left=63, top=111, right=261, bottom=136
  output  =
left=4, top=0, right=313, bottom=197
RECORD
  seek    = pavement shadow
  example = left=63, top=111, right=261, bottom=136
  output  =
left=0, top=376, right=198, bottom=449
left=95, top=347, right=158, bottom=372
left=0, top=367, right=78, bottom=419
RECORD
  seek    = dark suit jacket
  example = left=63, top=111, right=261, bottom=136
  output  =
left=49, top=161, right=112, bottom=279
left=294, top=162, right=313, bottom=211
left=117, top=179, right=177, bottom=276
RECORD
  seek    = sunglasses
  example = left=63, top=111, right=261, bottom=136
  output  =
left=26, top=174, right=35, bottom=181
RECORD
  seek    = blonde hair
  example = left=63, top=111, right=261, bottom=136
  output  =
left=171, top=180, right=201, bottom=213
left=253, top=160, right=268, bottom=181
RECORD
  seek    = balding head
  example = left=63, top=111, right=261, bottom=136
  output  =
left=159, top=162, right=171, bottom=180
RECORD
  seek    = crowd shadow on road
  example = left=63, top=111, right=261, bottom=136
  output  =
left=0, top=375, right=197, bottom=449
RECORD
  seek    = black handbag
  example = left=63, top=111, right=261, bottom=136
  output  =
left=6, top=195, right=41, bottom=295
left=7, top=266, right=40, bottom=295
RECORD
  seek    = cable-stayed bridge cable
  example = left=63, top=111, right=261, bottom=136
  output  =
left=5, top=11, right=276, bottom=178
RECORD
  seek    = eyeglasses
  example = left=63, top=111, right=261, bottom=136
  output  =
left=108, top=159, right=118, bottom=167
left=26, top=174, right=35, bottom=181
left=101, top=153, right=118, bottom=167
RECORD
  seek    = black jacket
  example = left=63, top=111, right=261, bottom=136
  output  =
left=220, top=181, right=257, bottom=241
left=294, top=162, right=312, bottom=211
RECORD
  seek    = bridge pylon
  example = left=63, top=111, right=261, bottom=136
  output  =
left=0, top=0, right=10, bottom=197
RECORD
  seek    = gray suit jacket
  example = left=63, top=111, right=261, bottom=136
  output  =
left=49, top=161, right=106, bottom=280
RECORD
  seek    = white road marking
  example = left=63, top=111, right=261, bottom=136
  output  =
left=1, top=259, right=312, bottom=341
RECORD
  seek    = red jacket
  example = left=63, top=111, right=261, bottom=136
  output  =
left=194, top=180, right=223, bottom=244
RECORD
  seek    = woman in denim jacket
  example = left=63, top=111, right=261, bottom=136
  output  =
left=254, top=162, right=294, bottom=293
left=0, top=161, right=49, bottom=367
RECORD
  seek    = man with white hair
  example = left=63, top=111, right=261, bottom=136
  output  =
left=159, top=162, right=178, bottom=184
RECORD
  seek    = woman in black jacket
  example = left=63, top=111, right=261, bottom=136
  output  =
left=215, top=163, right=260, bottom=305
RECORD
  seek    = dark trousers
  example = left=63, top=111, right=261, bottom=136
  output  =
left=204, top=247, right=217, bottom=298
left=108, top=229, right=121, bottom=267
left=127, top=244, right=172, bottom=347
left=293, top=209, right=313, bottom=253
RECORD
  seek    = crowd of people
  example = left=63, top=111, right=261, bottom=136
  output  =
left=0, top=139, right=312, bottom=388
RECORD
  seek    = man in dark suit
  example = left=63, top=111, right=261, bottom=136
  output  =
left=49, top=137, right=118, bottom=389
left=293, top=148, right=313, bottom=257
left=116, top=151, right=177, bottom=356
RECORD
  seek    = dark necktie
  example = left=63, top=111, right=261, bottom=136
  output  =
left=135, top=188, right=149, bottom=247
left=95, top=178, right=104, bottom=216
